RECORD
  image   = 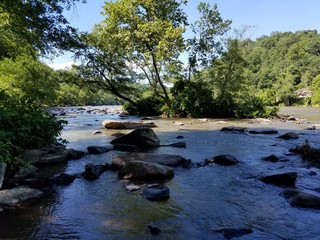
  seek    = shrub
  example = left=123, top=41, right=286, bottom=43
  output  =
left=0, top=94, right=67, bottom=167
left=123, top=96, right=164, bottom=116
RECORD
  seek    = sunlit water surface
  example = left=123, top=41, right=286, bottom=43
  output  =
left=1, top=106, right=320, bottom=239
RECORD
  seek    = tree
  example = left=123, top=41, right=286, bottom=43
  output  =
left=0, top=55, right=59, bottom=106
left=0, top=0, right=86, bottom=59
left=186, top=2, right=231, bottom=78
left=76, top=0, right=187, bottom=107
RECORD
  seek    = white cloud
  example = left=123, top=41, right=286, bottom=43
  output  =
left=48, top=61, right=75, bottom=70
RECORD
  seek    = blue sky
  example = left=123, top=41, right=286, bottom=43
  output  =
left=49, top=0, right=320, bottom=68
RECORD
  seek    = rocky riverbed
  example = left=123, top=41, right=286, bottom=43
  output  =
left=1, top=105, right=320, bottom=239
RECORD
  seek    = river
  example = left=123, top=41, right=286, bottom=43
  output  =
left=1, top=106, right=320, bottom=239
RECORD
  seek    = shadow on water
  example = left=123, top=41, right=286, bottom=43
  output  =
left=1, top=106, right=320, bottom=239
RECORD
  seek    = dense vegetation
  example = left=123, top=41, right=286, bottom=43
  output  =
left=1, top=0, right=320, bottom=167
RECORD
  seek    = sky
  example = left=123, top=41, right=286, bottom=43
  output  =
left=48, top=0, right=320, bottom=69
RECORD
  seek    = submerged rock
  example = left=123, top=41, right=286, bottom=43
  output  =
left=146, top=225, right=161, bottom=235
left=142, top=185, right=170, bottom=201
left=206, top=154, right=239, bottom=166
left=0, top=187, right=44, bottom=207
left=262, top=154, right=280, bottom=162
left=213, top=227, right=253, bottom=239
left=247, top=128, right=278, bottom=134
left=87, top=146, right=112, bottom=154
left=260, top=172, right=297, bottom=187
left=52, top=173, right=77, bottom=185
left=66, top=148, right=85, bottom=160
left=110, top=128, right=160, bottom=149
left=118, top=161, right=174, bottom=181
left=282, top=189, right=320, bottom=210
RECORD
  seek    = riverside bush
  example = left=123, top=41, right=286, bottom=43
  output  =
left=0, top=94, right=67, bottom=167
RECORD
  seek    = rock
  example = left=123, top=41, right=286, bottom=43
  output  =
left=142, top=185, right=170, bottom=201
left=118, top=161, right=174, bottom=181
left=260, top=172, right=297, bottom=187
left=206, top=154, right=239, bottom=166
left=92, top=130, right=102, bottom=135
left=23, top=145, right=68, bottom=166
left=83, top=163, right=104, bottom=180
left=103, top=120, right=157, bottom=129
left=52, top=173, right=76, bottom=185
left=213, top=227, right=253, bottom=239
left=110, top=128, right=160, bottom=149
left=176, top=135, right=184, bottom=139
left=262, top=154, right=280, bottom=162
left=0, top=163, right=6, bottom=190
left=66, top=148, right=85, bottom=160
left=221, top=126, right=247, bottom=133
left=146, top=225, right=161, bottom=235
left=163, top=142, right=186, bottom=148
left=112, top=153, right=188, bottom=169
left=87, top=146, right=112, bottom=154
left=111, top=132, right=126, bottom=138
left=277, top=132, right=299, bottom=140
left=247, top=128, right=278, bottom=134
left=125, top=184, right=141, bottom=191
left=0, top=187, right=44, bottom=207
left=14, top=165, right=38, bottom=180
left=173, top=121, right=184, bottom=126
left=282, top=189, right=320, bottom=210
left=112, top=144, right=141, bottom=152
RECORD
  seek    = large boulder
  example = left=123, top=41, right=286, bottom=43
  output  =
left=110, top=128, right=160, bottom=149
left=0, top=163, right=6, bottom=190
left=206, top=154, right=239, bottom=166
left=0, top=187, right=44, bottom=207
left=102, top=120, right=157, bottom=129
left=118, top=161, right=174, bottom=181
left=112, top=153, right=188, bottom=169
left=260, top=172, right=297, bottom=187
left=22, top=145, right=68, bottom=166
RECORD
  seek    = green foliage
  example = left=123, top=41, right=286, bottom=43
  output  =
left=311, top=74, right=320, bottom=105
left=242, top=30, right=320, bottom=106
left=0, top=94, right=67, bottom=166
left=0, top=55, right=59, bottom=106
left=0, top=0, right=86, bottom=59
left=170, top=79, right=215, bottom=117
left=124, top=96, right=164, bottom=116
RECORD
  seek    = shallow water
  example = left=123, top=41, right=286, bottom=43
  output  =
left=1, top=106, right=320, bottom=239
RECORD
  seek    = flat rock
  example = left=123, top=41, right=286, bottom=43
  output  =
left=0, top=187, right=44, bottom=207
left=282, top=189, right=320, bottom=210
left=221, top=126, right=247, bottom=133
left=206, top=154, right=239, bottom=166
left=112, top=153, right=188, bottom=169
left=260, top=172, right=297, bottom=187
left=118, top=161, right=174, bottom=181
left=277, top=132, right=299, bottom=140
left=247, top=128, right=278, bottom=134
left=103, top=120, right=157, bottom=129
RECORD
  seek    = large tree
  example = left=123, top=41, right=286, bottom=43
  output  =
left=75, top=0, right=187, bottom=107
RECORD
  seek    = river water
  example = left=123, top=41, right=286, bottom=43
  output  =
left=1, top=106, right=320, bottom=239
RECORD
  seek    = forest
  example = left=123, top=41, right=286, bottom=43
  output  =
left=1, top=0, right=320, bottom=167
